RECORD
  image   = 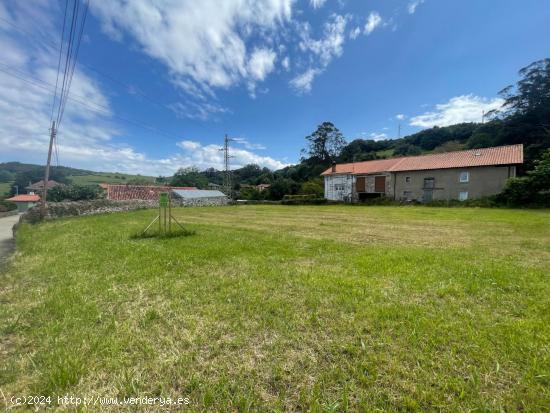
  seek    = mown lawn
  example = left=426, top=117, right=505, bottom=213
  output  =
left=1, top=205, right=549, bottom=411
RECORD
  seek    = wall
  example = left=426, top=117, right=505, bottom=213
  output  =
left=21, top=197, right=228, bottom=222
left=324, top=174, right=354, bottom=201
left=393, top=166, right=515, bottom=202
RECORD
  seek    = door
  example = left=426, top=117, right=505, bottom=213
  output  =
left=355, top=177, right=366, bottom=192
left=423, top=190, right=433, bottom=203
left=374, top=176, right=386, bottom=193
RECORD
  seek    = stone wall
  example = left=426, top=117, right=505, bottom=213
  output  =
left=21, top=197, right=228, bottom=222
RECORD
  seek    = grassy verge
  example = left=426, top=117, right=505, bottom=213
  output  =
left=1, top=205, right=549, bottom=411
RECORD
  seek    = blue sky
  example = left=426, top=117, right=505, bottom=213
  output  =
left=1, top=0, right=549, bottom=175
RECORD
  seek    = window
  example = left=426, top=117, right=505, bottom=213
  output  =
left=423, top=178, right=435, bottom=189
left=334, top=184, right=345, bottom=191
left=459, top=191, right=468, bottom=201
left=459, top=171, right=469, bottom=183
left=405, top=176, right=411, bottom=183
left=403, top=191, right=413, bottom=200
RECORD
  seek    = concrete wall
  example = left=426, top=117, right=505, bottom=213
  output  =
left=324, top=174, right=354, bottom=201
left=393, top=166, right=516, bottom=202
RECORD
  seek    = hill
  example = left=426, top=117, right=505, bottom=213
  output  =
left=0, top=162, right=156, bottom=196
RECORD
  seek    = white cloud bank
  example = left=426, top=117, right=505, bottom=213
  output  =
left=409, top=95, right=504, bottom=128
left=0, top=1, right=287, bottom=176
left=90, top=0, right=291, bottom=95
left=364, top=12, right=382, bottom=35
left=408, top=0, right=425, bottom=14
left=291, top=14, right=349, bottom=93
left=176, top=140, right=287, bottom=170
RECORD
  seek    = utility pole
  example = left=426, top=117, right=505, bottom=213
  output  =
left=41, top=120, right=56, bottom=215
left=220, top=134, right=234, bottom=198
left=398, top=123, right=401, bottom=139
left=481, top=110, right=485, bottom=124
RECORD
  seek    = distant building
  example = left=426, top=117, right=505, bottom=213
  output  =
left=6, top=194, right=40, bottom=212
left=240, top=183, right=271, bottom=191
left=322, top=144, right=523, bottom=203
left=171, top=189, right=228, bottom=204
left=103, top=184, right=197, bottom=201
left=25, top=180, right=62, bottom=194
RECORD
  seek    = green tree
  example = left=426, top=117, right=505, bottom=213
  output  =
left=299, top=179, right=324, bottom=198
left=170, top=167, right=208, bottom=188
left=496, top=149, right=550, bottom=206
left=47, top=185, right=104, bottom=202
left=302, top=122, right=346, bottom=162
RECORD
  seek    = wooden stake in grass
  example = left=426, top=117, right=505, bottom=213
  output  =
left=140, top=191, right=188, bottom=237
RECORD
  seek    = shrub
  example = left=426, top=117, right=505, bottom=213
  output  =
left=47, top=184, right=105, bottom=202
left=281, top=198, right=328, bottom=205
left=0, top=199, right=17, bottom=212
left=495, top=150, right=550, bottom=207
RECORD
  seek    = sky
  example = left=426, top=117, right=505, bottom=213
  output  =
left=0, top=0, right=549, bottom=176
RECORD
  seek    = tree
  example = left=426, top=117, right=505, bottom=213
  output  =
left=299, top=179, right=324, bottom=198
left=266, top=179, right=300, bottom=200
left=170, top=167, right=208, bottom=188
left=495, top=149, right=550, bottom=206
left=302, top=122, right=346, bottom=162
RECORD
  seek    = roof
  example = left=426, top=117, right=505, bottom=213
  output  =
left=26, top=180, right=61, bottom=190
left=172, top=189, right=227, bottom=199
left=104, top=185, right=197, bottom=201
left=7, top=194, right=41, bottom=202
left=322, top=144, right=523, bottom=175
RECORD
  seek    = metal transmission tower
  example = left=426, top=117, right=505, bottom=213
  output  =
left=220, top=134, right=234, bottom=197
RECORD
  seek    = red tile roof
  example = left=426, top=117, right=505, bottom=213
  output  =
left=7, top=194, right=41, bottom=202
left=104, top=185, right=197, bottom=200
left=322, top=144, right=523, bottom=175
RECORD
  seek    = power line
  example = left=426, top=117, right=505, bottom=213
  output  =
left=0, top=63, right=184, bottom=142
left=0, top=14, right=177, bottom=116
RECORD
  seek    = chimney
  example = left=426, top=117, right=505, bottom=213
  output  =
left=331, top=161, right=337, bottom=173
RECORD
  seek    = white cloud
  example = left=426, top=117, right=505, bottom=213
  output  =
left=409, top=95, right=504, bottom=128
left=90, top=0, right=292, bottom=93
left=233, top=137, right=267, bottom=150
left=248, top=48, right=277, bottom=81
left=290, top=68, right=321, bottom=93
left=168, top=101, right=230, bottom=121
left=369, top=132, right=388, bottom=141
left=310, top=0, right=327, bottom=9
left=364, top=12, right=382, bottom=35
left=291, top=14, right=348, bottom=93
left=349, top=26, right=361, bottom=40
left=0, top=1, right=288, bottom=176
left=396, top=113, right=406, bottom=120
left=408, top=0, right=425, bottom=14
left=281, top=56, right=290, bottom=70
left=176, top=140, right=287, bottom=170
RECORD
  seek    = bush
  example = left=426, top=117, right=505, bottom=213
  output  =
left=47, top=184, right=105, bottom=202
left=494, top=150, right=550, bottom=207
left=0, top=199, right=17, bottom=212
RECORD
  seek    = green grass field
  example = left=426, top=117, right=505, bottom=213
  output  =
left=1, top=206, right=549, bottom=411
left=0, top=182, right=11, bottom=196
left=68, top=172, right=156, bottom=186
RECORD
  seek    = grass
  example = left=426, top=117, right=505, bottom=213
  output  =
left=1, top=205, right=549, bottom=411
left=0, top=182, right=11, bottom=196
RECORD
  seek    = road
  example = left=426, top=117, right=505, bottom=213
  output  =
left=0, top=213, right=20, bottom=266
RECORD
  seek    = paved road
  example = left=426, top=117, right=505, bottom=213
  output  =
left=0, top=214, right=20, bottom=265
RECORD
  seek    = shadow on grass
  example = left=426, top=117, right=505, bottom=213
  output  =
left=129, top=228, right=196, bottom=240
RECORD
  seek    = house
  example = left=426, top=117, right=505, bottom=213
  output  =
left=171, top=189, right=228, bottom=205
left=240, top=183, right=271, bottom=191
left=322, top=144, right=523, bottom=203
left=25, top=179, right=62, bottom=194
left=103, top=184, right=197, bottom=201
left=6, top=194, right=40, bottom=212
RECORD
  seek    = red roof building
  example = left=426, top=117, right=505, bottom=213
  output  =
left=103, top=184, right=197, bottom=201
left=322, top=144, right=523, bottom=203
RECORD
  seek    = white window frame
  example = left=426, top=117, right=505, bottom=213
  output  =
left=459, top=191, right=469, bottom=201
left=459, top=171, right=469, bottom=183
